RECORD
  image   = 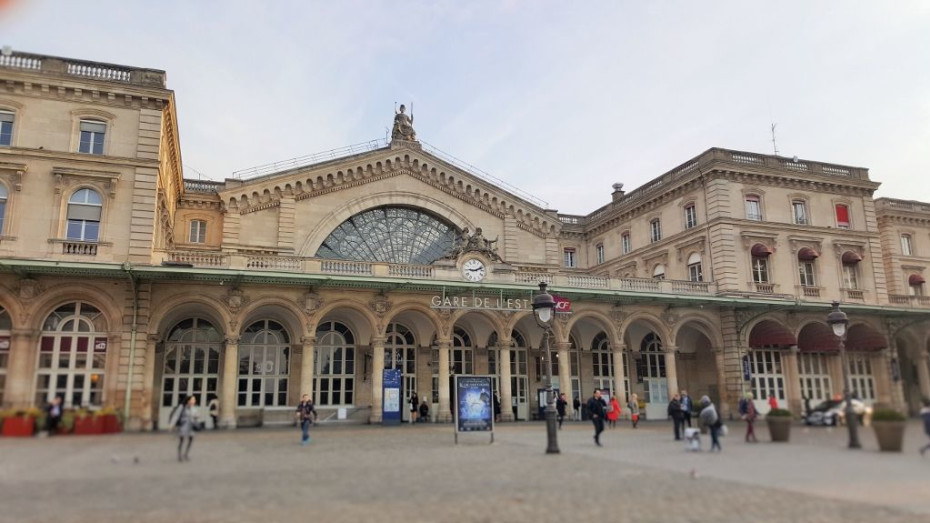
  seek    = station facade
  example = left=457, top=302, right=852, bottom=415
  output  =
left=1, top=49, right=929, bottom=430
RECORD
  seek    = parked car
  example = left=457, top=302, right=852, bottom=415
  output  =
left=803, top=399, right=872, bottom=426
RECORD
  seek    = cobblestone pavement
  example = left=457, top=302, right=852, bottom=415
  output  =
left=0, top=419, right=928, bottom=523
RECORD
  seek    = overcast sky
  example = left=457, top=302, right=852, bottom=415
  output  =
left=2, top=1, right=928, bottom=214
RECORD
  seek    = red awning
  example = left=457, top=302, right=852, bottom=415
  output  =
left=841, top=251, right=862, bottom=264
left=845, top=324, right=887, bottom=352
left=749, top=320, right=797, bottom=347
left=797, top=248, right=820, bottom=261
left=798, top=323, right=840, bottom=352
left=909, top=274, right=926, bottom=285
left=751, top=243, right=773, bottom=257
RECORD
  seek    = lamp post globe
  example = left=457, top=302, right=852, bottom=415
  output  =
left=532, top=282, right=560, bottom=454
left=827, top=301, right=860, bottom=449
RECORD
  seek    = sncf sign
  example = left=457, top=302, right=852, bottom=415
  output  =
left=553, top=295, right=572, bottom=313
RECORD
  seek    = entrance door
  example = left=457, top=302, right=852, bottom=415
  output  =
left=749, top=348, right=785, bottom=414
left=641, top=333, right=668, bottom=419
left=799, top=353, right=832, bottom=404
left=384, top=323, right=417, bottom=421
left=510, top=348, right=528, bottom=420
left=159, top=318, right=221, bottom=429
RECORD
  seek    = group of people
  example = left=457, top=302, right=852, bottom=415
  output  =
left=408, top=392, right=431, bottom=423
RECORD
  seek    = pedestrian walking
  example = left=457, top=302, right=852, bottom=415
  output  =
left=607, top=396, right=620, bottom=428
left=742, top=392, right=758, bottom=442
left=295, top=394, right=317, bottom=446
left=556, top=393, right=567, bottom=429
left=768, top=394, right=779, bottom=411
left=45, top=395, right=63, bottom=435
left=628, top=393, right=640, bottom=428
left=573, top=396, right=582, bottom=421
left=680, top=390, right=693, bottom=428
left=919, top=399, right=930, bottom=457
left=668, top=393, right=684, bottom=440
left=493, top=393, right=502, bottom=422
left=207, top=395, right=220, bottom=430
left=169, top=395, right=201, bottom=462
left=587, top=389, right=607, bottom=446
left=409, top=392, right=419, bottom=424
left=699, top=395, right=722, bottom=452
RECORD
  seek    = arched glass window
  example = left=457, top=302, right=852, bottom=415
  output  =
left=238, top=320, right=290, bottom=407
left=451, top=327, right=473, bottom=375
left=591, top=332, right=613, bottom=390
left=653, top=264, right=666, bottom=280
left=315, top=321, right=355, bottom=406
left=640, top=333, right=667, bottom=404
left=316, top=206, right=457, bottom=264
left=0, top=183, right=7, bottom=234
left=687, top=253, right=703, bottom=282
left=0, top=306, right=10, bottom=406
left=66, top=188, right=103, bottom=241
left=385, top=322, right=417, bottom=416
left=161, top=318, right=221, bottom=427
left=37, top=302, right=106, bottom=407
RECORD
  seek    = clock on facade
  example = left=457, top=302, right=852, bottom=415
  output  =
left=461, top=258, right=486, bottom=282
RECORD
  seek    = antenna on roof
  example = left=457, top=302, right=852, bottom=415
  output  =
left=770, top=123, right=779, bottom=156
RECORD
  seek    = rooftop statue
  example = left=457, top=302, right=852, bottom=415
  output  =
left=446, top=226, right=501, bottom=262
left=392, top=103, right=417, bottom=142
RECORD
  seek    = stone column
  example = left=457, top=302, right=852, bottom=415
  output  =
left=712, top=347, right=731, bottom=418
left=783, top=346, right=802, bottom=415
left=556, top=341, right=572, bottom=416
left=437, top=339, right=452, bottom=423
left=220, top=337, right=239, bottom=429
left=872, top=349, right=893, bottom=406
left=916, top=351, right=930, bottom=402
left=370, top=337, right=385, bottom=423
left=665, top=345, right=680, bottom=399
left=499, top=341, right=514, bottom=422
left=6, top=329, right=37, bottom=408
left=828, top=353, right=844, bottom=399
left=299, top=336, right=316, bottom=398
left=611, top=343, right=628, bottom=409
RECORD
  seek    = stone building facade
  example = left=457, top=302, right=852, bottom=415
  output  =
left=0, top=49, right=928, bottom=430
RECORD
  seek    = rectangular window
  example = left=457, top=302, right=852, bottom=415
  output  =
left=79, top=120, right=106, bottom=155
left=650, top=220, right=662, bottom=243
left=901, top=235, right=913, bottom=256
left=799, top=262, right=815, bottom=287
left=752, top=257, right=769, bottom=283
left=189, top=220, right=207, bottom=244
left=745, top=196, right=763, bottom=221
left=595, top=244, right=604, bottom=265
left=688, top=263, right=703, bottom=282
left=684, top=205, right=697, bottom=229
left=621, top=233, right=631, bottom=254
left=835, top=204, right=850, bottom=229
left=843, top=264, right=859, bottom=289
left=0, top=111, right=13, bottom=146
left=563, top=248, right=576, bottom=268
left=792, top=201, right=808, bottom=225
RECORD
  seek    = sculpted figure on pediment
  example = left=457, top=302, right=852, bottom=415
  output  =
left=392, top=104, right=417, bottom=142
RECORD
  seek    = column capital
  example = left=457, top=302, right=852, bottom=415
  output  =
left=10, top=328, right=39, bottom=340
left=556, top=341, right=572, bottom=352
left=496, top=338, right=514, bottom=349
left=370, top=336, right=386, bottom=347
left=300, top=335, right=317, bottom=346
left=611, top=342, right=627, bottom=353
left=436, top=339, right=452, bottom=350
left=224, top=336, right=240, bottom=346
left=664, top=344, right=679, bottom=354
left=788, top=345, right=800, bottom=355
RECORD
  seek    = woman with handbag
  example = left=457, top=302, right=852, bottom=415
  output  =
left=170, top=395, right=201, bottom=462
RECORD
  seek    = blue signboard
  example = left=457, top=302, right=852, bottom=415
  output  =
left=742, top=355, right=752, bottom=381
left=382, top=368, right=402, bottom=425
left=454, top=375, right=493, bottom=433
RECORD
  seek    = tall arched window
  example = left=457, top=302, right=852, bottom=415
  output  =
left=451, top=327, right=473, bottom=375
left=37, top=302, right=107, bottom=407
left=652, top=264, right=666, bottom=280
left=0, top=183, right=8, bottom=234
left=385, top=322, right=417, bottom=416
left=641, top=333, right=667, bottom=405
left=0, top=306, right=10, bottom=406
left=66, top=188, right=103, bottom=241
left=239, top=320, right=290, bottom=407
left=161, top=318, right=221, bottom=427
left=315, top=321, right=355, bottom=406
left=591, top=332, right=614, bottom=394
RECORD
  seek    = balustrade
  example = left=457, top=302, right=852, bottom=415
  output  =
left=246, top=256, right=301, bottom=271
left=388, top=264, right=434, bottom=278
left=321, top=260, right=373, bottom=275
left=169, top=251, right=228, bottom=267
left=62, top=241, right=97, bottom=256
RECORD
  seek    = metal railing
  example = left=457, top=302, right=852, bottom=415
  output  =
left=232, top=139, right=389, bottom=180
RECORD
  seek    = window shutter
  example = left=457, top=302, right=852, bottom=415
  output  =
left=835, top=204, right=850, bottom=226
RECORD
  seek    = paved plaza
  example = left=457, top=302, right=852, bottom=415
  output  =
left=1, top=419, right=928, bottom=523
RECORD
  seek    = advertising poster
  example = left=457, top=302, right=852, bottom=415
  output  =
left=454, top=375, right=493, bottom=433
left=382, top=368, right=402, bottom=425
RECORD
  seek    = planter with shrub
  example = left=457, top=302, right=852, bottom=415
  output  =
left=871, top=408, right=906, bottom=452
left=766, top=408, right=793, bottom=442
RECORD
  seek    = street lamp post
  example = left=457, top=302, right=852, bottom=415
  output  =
left=532, top=282, right=560, bottom=455
left=827, top=301, right=861, bottom=449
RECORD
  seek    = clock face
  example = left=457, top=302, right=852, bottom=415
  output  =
left=462, top=258, right=486, bottom=282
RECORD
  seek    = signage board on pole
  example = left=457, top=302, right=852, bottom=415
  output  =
left=382, top=368, right=402, bottom=425
left=453, top=375, right=494, bottom=444
left=741, top=355, right=752, bottom=381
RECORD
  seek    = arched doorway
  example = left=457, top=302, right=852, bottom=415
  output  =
left=487, top=329, right=531, bottom=420
left=315, top=321, right=356, bottom=407
left=159, top=318, right=222, bottom=428
left=747, top=320, right=796, bottom=414
left=797, top=322, right=838, bottom=406
left=384, top=322, right=417, bottom=421
left=237, top=320, right=291, bottom=409
left=36, top=302, right=108, bottom=408
left=674, top=321, right=718, bottom=406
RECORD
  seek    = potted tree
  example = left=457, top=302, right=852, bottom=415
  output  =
left=871, top=408, right=906, bottom=452
left=766, top=408, right=792, bottom=442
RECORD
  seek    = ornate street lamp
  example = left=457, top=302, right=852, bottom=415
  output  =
left=827, top=301, right=861, bottom=449
left=532, top=282, right=560, bottom=454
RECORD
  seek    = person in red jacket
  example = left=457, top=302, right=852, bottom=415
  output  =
left=607, top=396, right=621, bottom=428
left=768, top=395, right=779, bottom=411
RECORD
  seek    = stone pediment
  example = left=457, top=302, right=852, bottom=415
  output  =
left=215, top=143, right=558, bottom=239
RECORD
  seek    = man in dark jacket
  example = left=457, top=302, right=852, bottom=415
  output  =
left=587, top=389, right=607, bottom=446
left=680, top=390, right=693, bottom=428
left=668, top=393, right=684, bottom=440
left=556, top=393, right=567, bottom=429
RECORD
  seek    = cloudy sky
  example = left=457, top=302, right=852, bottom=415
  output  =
left=2, top=1, right=928, bottom=213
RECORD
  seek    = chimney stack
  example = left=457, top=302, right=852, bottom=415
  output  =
left=611, top=183, right=625, bottom=202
